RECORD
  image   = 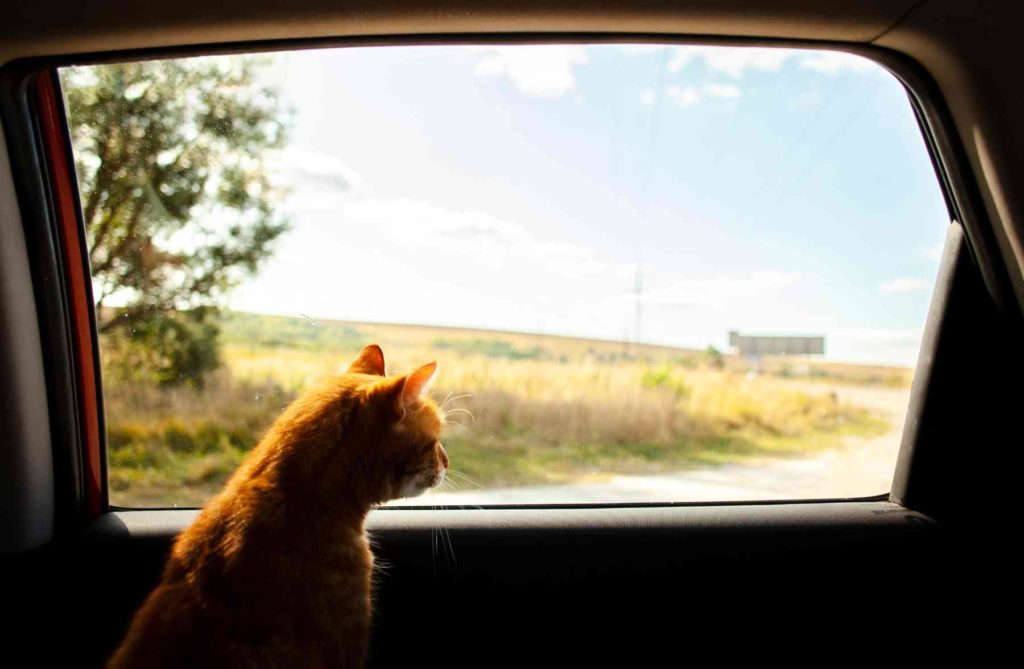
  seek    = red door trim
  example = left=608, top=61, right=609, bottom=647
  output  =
left=35, top=70, right=103, bottom=517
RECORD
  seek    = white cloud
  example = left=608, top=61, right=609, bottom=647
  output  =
left=617, top=44, right=666, bottom=55
left=342, top=198, right=605, bottom=276
left=639, top=270, right=802, bottom=310
left=474, top=46, right=588, bottom=97
left=665, top=83, right=742, bottom=107
left=703, top=83, right=742, bottom=99
left=640, top=88, right=656, bottom=107
left=346, top=198, right=527, bottom=247
left=799, top=51, right=877, bottom=75
left=471, top=45, right=878, bottom=102
left=659, top=45, right=877, bottom=80
left=282, top=149, right=363, bottom=193
left=667, top=85, right=702, bottom=107
left=668, top=46, right=791, bottom=78
left=878, top=277, right=929, bottom=294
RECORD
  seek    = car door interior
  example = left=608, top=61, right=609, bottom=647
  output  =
left=2, top=1, right=1021, bottom=666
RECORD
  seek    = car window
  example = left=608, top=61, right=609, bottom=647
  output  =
left=60, top=43, right=948, bottom=508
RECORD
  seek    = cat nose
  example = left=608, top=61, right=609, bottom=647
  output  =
left=438, top=445, right=449, bottom=469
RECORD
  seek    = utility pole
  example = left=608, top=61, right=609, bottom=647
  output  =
left=633, top=256, right=643, bottom=349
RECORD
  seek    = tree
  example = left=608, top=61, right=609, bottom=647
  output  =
left=61, top=57, right=290, bottom=384
left=704, top=345, right=725, bottom=369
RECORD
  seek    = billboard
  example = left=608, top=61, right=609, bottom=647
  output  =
left=728, top=330, right=825, bottom=357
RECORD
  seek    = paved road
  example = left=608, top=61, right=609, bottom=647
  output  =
left=394, top=382, right=912, bottom=506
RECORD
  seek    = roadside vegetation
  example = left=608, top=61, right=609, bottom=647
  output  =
left=106, top=312, right=891, bottom=507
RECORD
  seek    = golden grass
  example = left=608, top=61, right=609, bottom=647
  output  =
left=753, top=357, right=914, bottom=387
left=104, top=313, right=891, bottom=506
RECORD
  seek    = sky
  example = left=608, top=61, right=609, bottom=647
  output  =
left=220, top=43, right=949, bottom=366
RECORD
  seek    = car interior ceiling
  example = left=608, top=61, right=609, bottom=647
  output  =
left=1, top=1, right=1021, bottom=665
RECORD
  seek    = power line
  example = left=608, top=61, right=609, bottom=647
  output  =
left=634, top=252, right=643, bottom=346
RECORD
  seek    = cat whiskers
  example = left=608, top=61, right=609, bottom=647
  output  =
left=440, top=392, right=473, bottom=430
left=440, top=392, right=471, bottom=413
left=443, top=420, right=471, bottom=434
left=432, top=472, right=485, bottom=512
left=445, top=469, right=483, bottom=489
left=442, top=408, right=475, bottom=436
left=429, top=481, right=460, bottom=567
left=431, top=517, right=438, bottom=570
left=442, top=407, right=475, bottom=422
left=424, top=469, right=493, bottom=568
left=430, top=510, right=456, bottom=570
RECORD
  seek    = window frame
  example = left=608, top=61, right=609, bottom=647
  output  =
left=1, top=34, right=1005, bottom=521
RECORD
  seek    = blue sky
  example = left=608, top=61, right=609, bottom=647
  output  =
left=227, top=44, right=949, bottom=366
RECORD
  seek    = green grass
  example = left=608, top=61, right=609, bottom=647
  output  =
left=220, top=311, right=364, bottom=352
left=432, top=337, right=548, bottom=361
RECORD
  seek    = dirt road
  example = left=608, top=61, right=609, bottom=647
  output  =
left=400, top=382, right=911, bottom=505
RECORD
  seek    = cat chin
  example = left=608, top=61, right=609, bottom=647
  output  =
left=396, top=482, right=428, bottom=499
left=392, top=478, right=428, bottom=500
left=392, top=471, right=444, bottom=501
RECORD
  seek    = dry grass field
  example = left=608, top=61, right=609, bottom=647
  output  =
left=105, top=311, right=900, bottom=507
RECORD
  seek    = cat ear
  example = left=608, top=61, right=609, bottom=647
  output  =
left=392, top=362, right=437, bottom=420
left=402, top=361, right=437, bottom=404
left=348, top=344, right=386, bottom=376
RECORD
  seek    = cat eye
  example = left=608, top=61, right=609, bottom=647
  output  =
left=58, top=42, right=947, bottom=509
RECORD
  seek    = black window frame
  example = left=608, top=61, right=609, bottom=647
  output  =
left=1, top=33, right=1012, bottom=525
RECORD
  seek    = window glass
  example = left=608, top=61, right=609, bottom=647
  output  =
left=61, top=44, right=947, bottom=507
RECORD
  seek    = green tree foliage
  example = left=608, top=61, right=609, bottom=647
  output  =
left=61, top=57, right=290, bottom=384
left=101, top=307, right=221, bottom=387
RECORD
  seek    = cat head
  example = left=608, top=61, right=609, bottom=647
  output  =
left=339, top=344, right=448, bottom=504
left=258, top=343, right=448, bottom=509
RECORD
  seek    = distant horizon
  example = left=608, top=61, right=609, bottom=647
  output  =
left=221, top=307, right=916, bottom=370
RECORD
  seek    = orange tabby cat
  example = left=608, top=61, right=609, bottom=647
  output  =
left=106, top=345, right=447, bottom=669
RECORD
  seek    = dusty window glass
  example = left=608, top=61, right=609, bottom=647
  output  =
left=61, top=44, right=947, bottom=507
